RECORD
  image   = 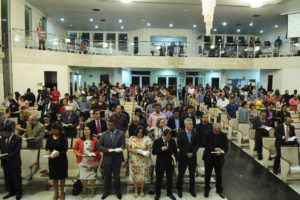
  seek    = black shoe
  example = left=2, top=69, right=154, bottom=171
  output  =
left=3, top=193, right=16, bottom=199
left=204, top=190, right=209, bottom=198
left=177, top=190, right=182, bottom=198
left=116, top=194, right=122, bottom=199
left=16, top=194, right=22, bottom=200
left=101, top=193, right=110, bottom=199
left=190, top=190, right=196, bottom=197
left=167, top=194, right=176, bottom=200
left=258, top=155, right=263, bottom=160
left=217, top=192, right=226, bottom=199
left=155, top=195, right=160, bottom=200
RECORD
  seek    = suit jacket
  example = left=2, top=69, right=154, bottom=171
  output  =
left=25, top=122, right=45, bottom=149
left=263, top=109, right=277, bottom=127
left=253, top=116, right=271, bottom=135
left=38, top=101, right=59, bottom=122
left=0, top=134, right=22, bottom=169
left=96, top=129, right=126, bottom=165
left=177, top=129, right=199, bottom=160
left=202, top=130, right=228, bottom=161
left=87, top=119, right=107, bottom=136
left=196, top=122, right=213, bottom=147
left=60, top=111, right=79, bottom=137
left=275, top=123, right=298, bottom=147
left=276, top=111, right=291, bottom=124
left=0, top=119, right=16, bottom=137
left=167, top=116, right=181, bottom=135
left=152, top=137, right=178, bottom=170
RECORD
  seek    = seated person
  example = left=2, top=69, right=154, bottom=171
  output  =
left=42, top=114, right=52, bottom=138
left=16, top=106, right=31, bottom=136
left=109, top=94, right=120, bottom=105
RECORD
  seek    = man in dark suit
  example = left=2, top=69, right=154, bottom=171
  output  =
left=0, top=112, right=16, bottom=137
left=273, top=117, right=298, bottom=174
left=0, top=125, right=22, bottom=200
left=167, top=109, right=181, bottom=137
left=96, top=120, right=125, bottom=200
left=196, top=114, right=213, bottom=147
left=176, top=118, right=199, bottom=198
left=60, top=106, right=79, bottom=137
left=253, top=111, right=271, bottom=160
left=180, top=106, right=196, bottom=129
left=264, top=102, right=276, bottom=128
left=38, top=96, right=58, bottom=123
left=87, top=109, right=107, bottom=137
left=203, top=123, right=228, bottom=199
left=152, top=129, right=177, bottom=200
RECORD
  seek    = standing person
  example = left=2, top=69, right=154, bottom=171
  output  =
left=110, top=105, right=128, bottom=133
left=87, top=109, right=107, bottom=136
left=273, top=117, right=298, bottom=174
left=238, top=102, right=250, bottom=123
left=0, top=125, right=22, bottom=200
left=127, top=126, right=152, bottom=198
left=45, top=122, right=68, bottom=200
left=176, top=118, right=199, bottom=198
left=51, top=86, right=61, bottom=103
left=226, top=98, right=239, bottom=120
left=73, top=126, right=101, bottom=198
left=60, top=106, right=79, bottom=138
left=0, top=112, right=16, bottom=137
left=196, top=114, right=213, bottom=147
left=96, top=120, right=126, bottom=200
left=152, top=129, right=177, bottom=200
left=203, top=123, right=228, bottom=198
left=24, top=88, right=35, bottom=107
left=253, top=111, right=271, bottom=160
left=37, top=26, right=46, bottom=50
left=274, top=36, right=282, bottom=57
left=148, top=104, right=167, bottom=128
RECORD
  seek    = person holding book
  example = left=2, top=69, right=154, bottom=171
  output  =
left=0, top=124, right=22, bottom=200
left=73, top=126, right=101, bottom=198
left=24, top=115, right=45, bottom=149
left=60, top=106, right=79, bottom=137
left=96, top=120, right=126, bottom=200
left=45, top=122, right=68, bottom=200
left=127, top=125, right=152, bottom=198
left=203, top=123, right=228, bottom=199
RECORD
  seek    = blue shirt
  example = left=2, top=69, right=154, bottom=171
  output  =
left=252, top=93, right=264, bottom=101
left=175, top=118, right=180, bottom=129
left=186, top=129, right=192, bottom=143
left=198, top=93, right=205, bottom=103
left=109, top=99, right=120, bottom=105
left=226, top=104, right=239, bottom=118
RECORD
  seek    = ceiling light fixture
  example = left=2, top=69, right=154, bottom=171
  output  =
left=118, top=19, right=123, bottom=23
left=251, top=0, right=263, bottom=8
left=222, top=21, right=227, bottom=26
left=213, top=28, right=217, bottom=32
left=201, top=0, right=216, bottom=35
left=90, top=18, right=94, bottom=22
left=60, top=17, right=64, bottom=22
left=237, top=29, right=241, bottom=33
left=120, top=26, right=124, bottom=29
left=274, top=25, right=279, bottom=28
left=193, top=24, right=197, bottom=28
left=249, top=22, right=254, bottom=26
left=147, top=22, right=151, bottom=27
left=121, top=0, right=132, bottom=3
left=94, top=25, right=99, bottom=29
left=169, top=23, right=173, bottom=28
left=260, top=30, right=264, bottom=33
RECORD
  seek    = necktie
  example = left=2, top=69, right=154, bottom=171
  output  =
left=111, top=132, right=115, bottom=142
left=262, top=119, right=265, bottom=125
left=97, top=120, right=101, bottom=134
left=187, top=131, right=191, bottom=143
left=4, top=139, right=9, bottom=153
left=286, top=126, right=290, bottom=137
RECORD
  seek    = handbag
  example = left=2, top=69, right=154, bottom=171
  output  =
left=72, top=179, right=83, bottom=195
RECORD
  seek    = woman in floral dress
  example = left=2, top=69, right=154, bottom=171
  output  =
left=128, top=125, right=152, bottom=198
left=73, top=126, right=101, bottom=197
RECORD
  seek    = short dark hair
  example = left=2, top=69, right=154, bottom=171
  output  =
left=195, top=111, right=202, bottom=116
left=43, top=114, right=50, bottom=119
left=93, top=109, right=100, bottom=115
left=108, top=120, right=116, bottom=125
left=260, top=110, right=267, bottom=115
left=154, top=103, right=160, bottom=107
left=51, top=122, right=63, bottom=133
left=241, top=102, right=247, bottom=107
left=2, top=124, right=13, bottom=132
left=134, top=125, right=146, bottom=137
left=188, top=105, right=194, bottom=109
left=163, top=129, right=172, bottom=136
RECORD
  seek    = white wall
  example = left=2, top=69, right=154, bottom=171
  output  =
left=260, top=25, right=290, bottom=45
left=12, top=63, right=70, bottom=96
left=81, top=68, right=120, bottom=86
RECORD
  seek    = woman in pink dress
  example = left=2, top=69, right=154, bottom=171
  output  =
left=289, top=95, right=299, bottom=113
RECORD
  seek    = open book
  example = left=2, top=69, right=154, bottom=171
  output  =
left=43, top=150, right=59, bottom=158
left=22, top=137, right=34, bottom=141
left=136, top=149, right=150, bottom=157
left=63, top=124, right=73, bottom=127
left=211, top=150, right=225, bottom=154
left=83, top=152, right=96, bottom=157
left=287, top=136, right=299, bottom=142
left=108, top=148, right=123, bottom=153
left=0, top=153, right=8, bottom=158
left=264, top=126, right=273, bottom=131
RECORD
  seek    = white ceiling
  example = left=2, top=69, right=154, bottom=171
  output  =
left=25, top=0, right=300, bottom=35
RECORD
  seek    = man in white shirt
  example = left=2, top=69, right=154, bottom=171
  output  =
left=217, top=95, right=229, bottom=115
left=188, top=85, right=195, bottom=97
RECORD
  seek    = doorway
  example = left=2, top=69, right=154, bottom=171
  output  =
left=44, top=71, right=57, bottom=89
left=100, top=74, right=109, bottom=84
left=211, top=78, right=220, bottom=89
left=267, top=75, right=273, bottom=92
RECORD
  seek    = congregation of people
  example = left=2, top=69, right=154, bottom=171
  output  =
left=0, top=81, right=299, bottom=200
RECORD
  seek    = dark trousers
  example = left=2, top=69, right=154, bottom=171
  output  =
left=38, top=40, right=46, bottom=50
left=3, top=164, right=22, bottom=195
left=204, top=157, right=224, bottom=193
left=104, top=161, right=121, bottom=195
left=155, top=166, right=174, bottom=196
left=176, top=157, right=196, bottom=192
left=255, top=131, right=269, bottom=156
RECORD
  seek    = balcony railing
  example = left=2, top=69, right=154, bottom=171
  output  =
left=12, top=28, right=300, bottom=58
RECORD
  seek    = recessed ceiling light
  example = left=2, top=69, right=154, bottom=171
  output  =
left=169, top=23, right=173, bottom=27
left=94, top=25, right=99, bottom=29
left=249, top=22, right=254, bottom=26
left=147, top=22, right=151, bottom=27
left=118, top=19, right=123, bottom=23
left=60, top=17, right=64, bottom=22
left=251, top=1, right=263, bottom=8
left=274, top=25, right=279, bottom=28
left=193, top=24, right=197, bottom=28
left=120, top=26, right=124, bottom=29
left=260, top=30, right=264, bottom=33
left=222, top=22, right=227, bottom=26
left=121, top=0, right=132, bottom=3
left=213, top=28, right=217, bottom=32
left=237, top=29, right=241, bottom=33
left=90, top=18, right=94, bottom=22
